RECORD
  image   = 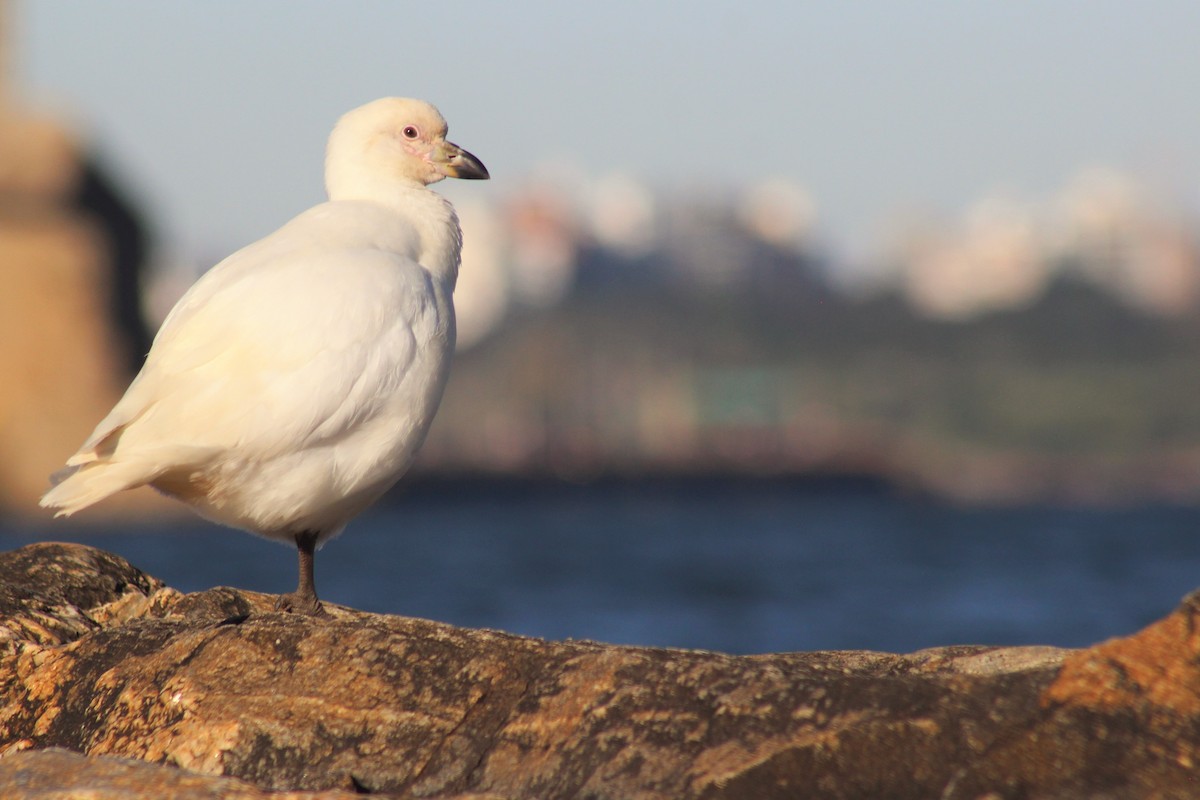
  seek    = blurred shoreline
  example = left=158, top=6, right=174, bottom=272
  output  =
left=405, top=168, right=1200, bottom=507
left=406, top=447, right=1200, bottom=509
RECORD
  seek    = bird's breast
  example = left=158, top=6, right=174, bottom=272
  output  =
left=176, top=268, right=454, bottom=536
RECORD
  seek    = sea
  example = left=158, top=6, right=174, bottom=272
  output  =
left=4, top=477, right=1199, bottom=655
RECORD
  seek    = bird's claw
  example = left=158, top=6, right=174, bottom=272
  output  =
left=275, top=592, right=327, bottom=617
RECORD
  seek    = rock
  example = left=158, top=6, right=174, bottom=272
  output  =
left=0, top=115, right=81, bottom=199
left=0, top=111, right=162, bottom=517
left=0, top=542, right=1196, bottom=799
left=0, top=748, right=379, bottom=799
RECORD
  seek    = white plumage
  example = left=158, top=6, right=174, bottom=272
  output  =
left=41, top=97, right=489, bottom=613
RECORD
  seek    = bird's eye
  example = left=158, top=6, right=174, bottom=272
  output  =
left=402, top=126, right=419, bottom=139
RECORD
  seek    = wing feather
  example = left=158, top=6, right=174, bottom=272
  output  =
left=69, top=205, right=443, bottom=473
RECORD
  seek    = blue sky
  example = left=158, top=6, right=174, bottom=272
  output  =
left=14, top=1, right=1200, bottom=264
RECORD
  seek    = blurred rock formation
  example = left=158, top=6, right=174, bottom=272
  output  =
left=0, top=108, right=163, bottom=516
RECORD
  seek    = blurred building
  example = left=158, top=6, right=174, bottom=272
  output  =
left=894, top=196, right=1045, bottom=319
left=736, top=179, right=817, bottom=253
left=882, top=169, right=1200, bottom=320
left=586, top=172, right=658, bottom=257
left=452, top=174, right=582, bottom=350
left=1049, top=168, right=1200, bottom=316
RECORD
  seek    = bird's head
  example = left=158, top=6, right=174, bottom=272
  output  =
left=326, top=97, right=489, bottom=199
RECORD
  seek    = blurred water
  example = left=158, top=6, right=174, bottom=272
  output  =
left=5, top=479, right=1199, bottom=655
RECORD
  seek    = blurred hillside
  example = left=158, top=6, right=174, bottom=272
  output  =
left=416, top=169, right=1200, bottom=503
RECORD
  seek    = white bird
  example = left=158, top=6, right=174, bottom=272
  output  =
left=40, top=98, right=489, bottom=615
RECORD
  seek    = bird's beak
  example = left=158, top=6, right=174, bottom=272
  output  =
left=437, top=140, right=490, bottom=180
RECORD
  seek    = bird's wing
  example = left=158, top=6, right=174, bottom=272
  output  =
left=71, top=229, right=447, bottom=471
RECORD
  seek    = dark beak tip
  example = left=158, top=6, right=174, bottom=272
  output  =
left=449, top=144, right=489, bottom=180
left=459, top=155, right=490, bottom=181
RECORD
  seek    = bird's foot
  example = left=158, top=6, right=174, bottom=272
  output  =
left=274, top=591, right=327, bottom=617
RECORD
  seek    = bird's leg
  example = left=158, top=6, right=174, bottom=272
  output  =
left=275, top=531, right=327, bottom=616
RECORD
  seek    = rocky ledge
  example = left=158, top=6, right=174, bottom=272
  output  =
left=0, top=542, right=1197, bottom=798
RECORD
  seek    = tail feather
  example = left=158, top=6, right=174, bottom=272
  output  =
left=48, top=463, right=81, bottom=488
left=39, top=461, right=159, bottom=517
